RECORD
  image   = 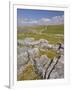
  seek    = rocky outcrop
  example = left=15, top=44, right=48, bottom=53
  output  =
left=17, top=38, right=54, bottom=50
left=17, top=38, right=64, bottom=80
left=17, top=52, right=29, bottom=76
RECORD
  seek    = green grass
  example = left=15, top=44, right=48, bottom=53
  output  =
left=42, top=25, right=64, bottom=34
left=17, top=24, right=64, bottom=34
left=17, top=32, right=64, bottom=44
left=17, top=64, right=41, bottom=80
left=17, top=24, right=64, bottom=44
left=40, top=49, right=58, bottom=59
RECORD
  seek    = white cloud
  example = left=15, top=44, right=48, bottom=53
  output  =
left=50, top=15, right=64, bottom=24
left=17, top=15, right=64, bottom=26
left=37, top=18, right=51, bottom=25
left=27, top=20, right=38, bottom=24
left=40, top=18, right=51, bottom=22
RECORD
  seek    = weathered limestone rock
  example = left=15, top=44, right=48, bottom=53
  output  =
left=17, top=40, right=24, bottom=46
left=17, top=37, right=64, bottom=80
left=38, top=55, right=49, bottom=66
left=28, top=48, right=40, bottom=60
left=34, top=55, right=49, bottom=78
left=17, top=51, right=29, bottom=76
left=24, top=37, right=35, bottom=46
left=24, top=37, right=35, bottom=43
left=49, top=62, right=64, bottom=79
left=39, top=39, right=48, bottom=44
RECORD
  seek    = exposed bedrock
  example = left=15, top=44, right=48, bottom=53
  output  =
left=17, top=37, right=64, bottom=79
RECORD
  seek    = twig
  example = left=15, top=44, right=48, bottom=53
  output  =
left=47, top=56, right=61, bottom=79
left=44, top=59, right=53, bottom=79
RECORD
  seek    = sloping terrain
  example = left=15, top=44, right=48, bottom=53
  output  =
left=17, top=25, right=64, bottom=80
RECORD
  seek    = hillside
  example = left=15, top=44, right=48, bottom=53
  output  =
left=17, top=24, right=64, bottom=44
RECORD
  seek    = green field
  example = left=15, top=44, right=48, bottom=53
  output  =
left=17, top=24, right=64, bottom=44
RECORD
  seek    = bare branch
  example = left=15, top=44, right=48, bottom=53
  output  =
left=47, top=56, right=61, bottom=79
left=44, top=59, right=53, bottom=79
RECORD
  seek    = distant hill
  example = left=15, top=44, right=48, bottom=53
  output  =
left=17, top=24, right=64, bottom=34
left=42, top=24, right=64, bottom=34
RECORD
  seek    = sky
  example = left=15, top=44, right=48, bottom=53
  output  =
left=17, top=8, right=64, bottom=26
